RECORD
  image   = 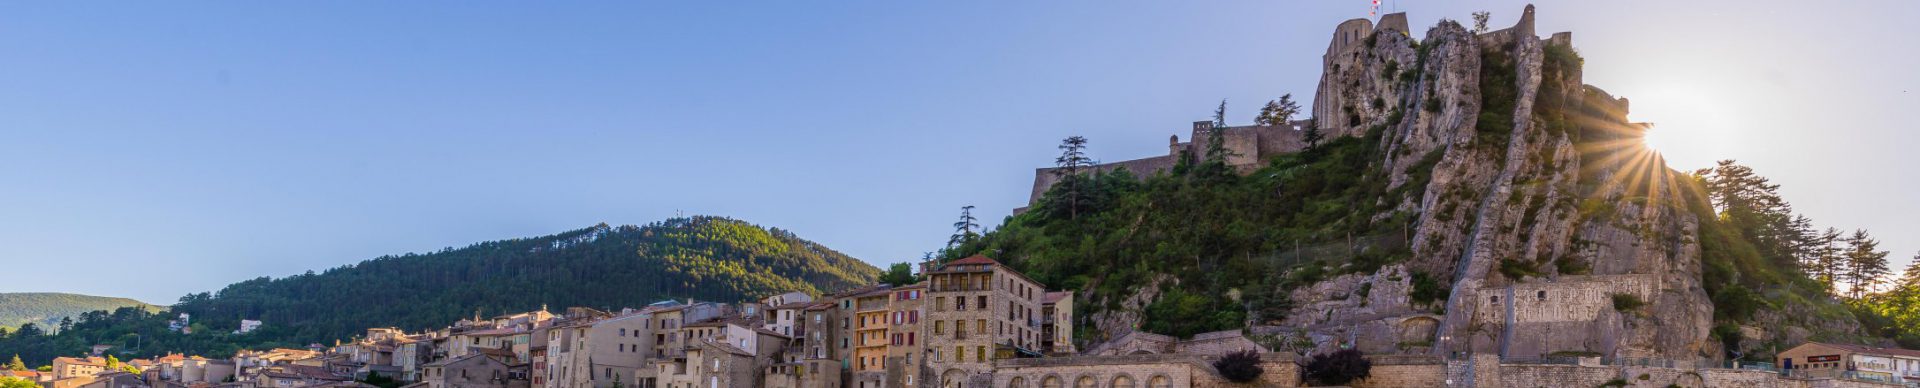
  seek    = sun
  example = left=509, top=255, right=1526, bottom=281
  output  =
left=1639, top=123, right=1671, bottom=153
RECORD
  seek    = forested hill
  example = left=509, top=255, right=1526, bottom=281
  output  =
left=0, top=216, right=877, bottom=365
left=0, top=293, right=157, bottom=330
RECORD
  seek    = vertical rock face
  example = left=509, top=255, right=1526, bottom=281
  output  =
left=1290, top=5, right=1717, bottom=361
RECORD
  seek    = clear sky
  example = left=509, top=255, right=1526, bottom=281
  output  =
left=2, top=1, right=1914, bottom=304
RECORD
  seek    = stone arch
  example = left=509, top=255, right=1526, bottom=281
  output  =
left=1128, top=349, right=1157, bottom=355
left=940, top=369, right=966, bottom=388
left=1040, top=375, right=1064, bottom=388
left=1110, top=374, right=1136, bottom=388
left=1009, top=377, right=1028, bottom=388
left=1671, top=372, right=1705, bottom=388
left=1148, top=375, right=1172, bottom=388
left=1396, top=315, right=1442, bottom=345
left=1073, top=375, right=1097, bottom=388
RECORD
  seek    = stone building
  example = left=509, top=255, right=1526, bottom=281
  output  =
left=421, top=355, right=514, bottom=388
left=923, top=255, right=1046, bottom=387
left=52, top=357, right=108, bottom=380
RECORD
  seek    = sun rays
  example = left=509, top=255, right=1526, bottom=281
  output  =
left=1575, top=102, right=1681, bottom=218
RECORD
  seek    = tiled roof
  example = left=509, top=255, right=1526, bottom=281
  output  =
left=1042, top=291, right=1073, bottom=304
left=1810, top=342, right=1920, bottom=359
left=945, top=255, right=1001, bottom=267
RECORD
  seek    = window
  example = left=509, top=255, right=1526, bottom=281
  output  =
left=619, top=328, right=626, bottom=337
left=908, top=332, right=915, bottom=345
left=1537, top=290, right=1548, bottom=300
left=977, top=320, right=987, bottom=334
left=1042, top=376, right=1063, bottom=388
left=935, top=297, right=946, bottom=311
left=1111, top=376, right=1136, bottom=388
left=1075, top=376, right=1095, bottom=388
left=976, top=296, right=988, bottom=309
left=977, top=346, right=986, bottom=362
left=934, top=321, right=945, bottom=335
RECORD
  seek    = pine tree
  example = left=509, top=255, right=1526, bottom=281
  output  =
left=1700, top=160, right=1800, bottom=270
left=948, top=206, right=980, bottom=250
left=1842, top=229, right=1891, bottom=299
left=1302, top=120, right=1325, bottom=151
left=1255, top=94, right=1302, bottom=127
left=1204, top=100, right=1233, bottom=167
left=1054, top=136, right=1094, bottom=219
left=1813, top=227, right=1844, bottom=294
left=1897, top=252, right=1920, bottom=289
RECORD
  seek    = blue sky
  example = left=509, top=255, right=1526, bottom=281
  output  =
left=2, top=1, right=1914, bottom=304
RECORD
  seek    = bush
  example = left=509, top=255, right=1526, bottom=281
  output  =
left=1610, top=293, right=1646, bottom=312
left=1303, top=348, right=1372, bottom=385
left=1409, top=271, right=1447, bottom=306
left=1213, top=350, right=1265, bottom=383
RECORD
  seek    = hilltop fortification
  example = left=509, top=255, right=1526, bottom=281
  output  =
left=1010, top=4, right=1800, bottom=362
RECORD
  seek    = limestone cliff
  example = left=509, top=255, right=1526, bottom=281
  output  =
left=1283, top=5, right=1718, bottom=361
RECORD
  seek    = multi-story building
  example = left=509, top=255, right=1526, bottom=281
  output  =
left=50, top=357, right=106, bottom=380
left=584, top=310, right=661, bottom=388
left=923, top=255, right=1045, bottom=387
left=884, top=284, right=926, bottom=388
left=1040, top=291, right=1076, bottom=355
left=800, top=302, right=837, bottom=361
left=848, top=287, right=893, bottom=388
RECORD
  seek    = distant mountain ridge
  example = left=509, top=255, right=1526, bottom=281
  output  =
left=0, top=216, right=878, bottom=365
left=0, top=292, right=158, bottom=331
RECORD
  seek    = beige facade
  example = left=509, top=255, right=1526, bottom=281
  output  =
left=52, top=357, right=107, bottom=380
left=924, top=256, right=1045, bottom=387
left=1040, top=291, right=1074, bottom=356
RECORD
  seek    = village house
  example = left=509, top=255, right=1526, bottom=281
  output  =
left=882, top=284, right=926, bottom=388
left=52, top=356, right=108, bottom=380
left=420, top=354, right=516, bottom=388
left=1039, top=291, right=1075, bottom=356
left=1779, top=341, right=1920, bottom=383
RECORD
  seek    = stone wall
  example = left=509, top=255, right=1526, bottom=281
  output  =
left=1497, top=364, right=1618, bottom=387
left=994, top=353, right=1301, bottom=388
left=1177, top=331, right=1270, bottom=356
left=1023, top=122, right=1306, bottom=207
left=1472, top=274, right=1657, bottom=324
left=1349, top=355, right=1446, bottom=388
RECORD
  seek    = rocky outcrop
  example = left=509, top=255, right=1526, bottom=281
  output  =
left=1289, top=5, right=1718, bottom=361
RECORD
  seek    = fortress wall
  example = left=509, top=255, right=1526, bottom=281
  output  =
left=1472, top=274, right=1658, bottom=324
left=1375, top=13, right=1410, bottom=37
left=1027, top=155, right=1178, bottom=205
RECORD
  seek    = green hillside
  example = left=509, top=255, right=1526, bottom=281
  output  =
left=0, top=216, right=878, bottom=366
left=0, top=293, right=157, bottom=331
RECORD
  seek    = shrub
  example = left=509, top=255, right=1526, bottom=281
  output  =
left=1213, top=350, right=1264, bottom=383
left=1610, top=293, right=1646, bottom=312
left=1498, top=258, right=1540, bottom=280
left=1410, top=271, right=1447, bottom=306
left=1303, top=348, right=1372, bottom=385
